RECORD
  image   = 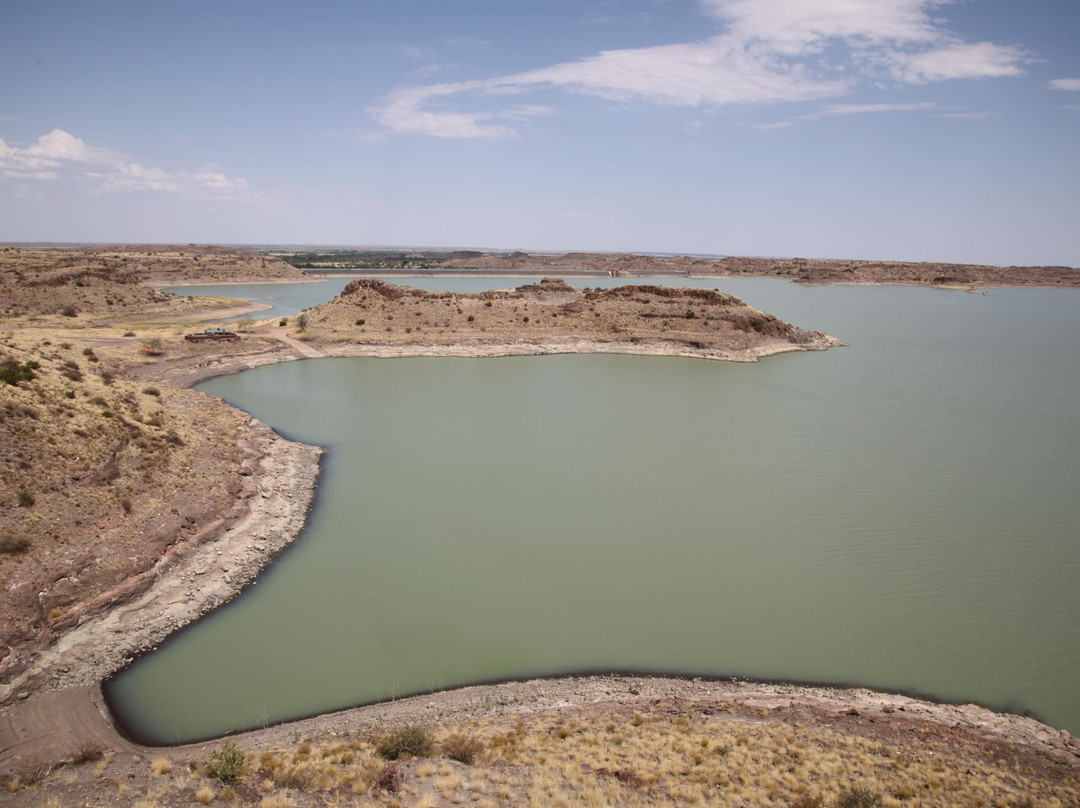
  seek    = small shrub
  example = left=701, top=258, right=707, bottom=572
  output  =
left=205, top=741, right=245, bottom=784
left=0, top=359, right=38, bottom=385
left=297, top=314, right=308, bottom=331
left=0, top=532, right=31, bottom=555
left=836, top=788, right=883, bottom=808
left=376, top=725, right=432, bottom=761
left=195, top=786, right=215, bottom=805
left=142, top=386, right=161, bottom=397
left=467, top=315, right=475, bottom=322
left=71, top=742, right=105, bottom=764
left=370, top=761, right=403, bottom=793
left=123, top=331, right=136, bottom=337
left=441, top=734, right=483, bottom=765
left=150, top=757, right=171, bottom=777
left=16, top=757, right=50, bottom=786
left=17, top=491, right=35, bottom=508
left=278, top=318, right=287, bottom=327
left=60, top=361, right=82, bottom=381
left=61, top=305, right=77, bottom=317
left=274, top=766, right=314, bottom=790
left=686, top=309, right=697, bottom=319
left=121, top=497, right=133, bottom=514
left=484, top=300, right=492, bottom=307
left=140, top=337, right=163, bottom=356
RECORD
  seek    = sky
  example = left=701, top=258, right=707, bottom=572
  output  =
left=1, top=0, right=1079, bottom=266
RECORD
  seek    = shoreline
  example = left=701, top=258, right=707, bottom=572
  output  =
left=306, top=335, right=844, bottom=363
left=0, top=414, right=322, bottom=703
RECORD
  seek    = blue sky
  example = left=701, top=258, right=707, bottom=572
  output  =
left=1, top=0, right=1078, bottom=265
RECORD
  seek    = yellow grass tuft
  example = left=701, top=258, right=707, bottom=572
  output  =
left=150, top=757, right=171, bottom=777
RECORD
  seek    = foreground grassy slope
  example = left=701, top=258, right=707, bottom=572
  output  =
left=4, top=697, right=1076, bottom=807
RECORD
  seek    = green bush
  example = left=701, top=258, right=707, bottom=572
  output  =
left=0, top=359, right=39, bottom=385
left=205, top=741, right=245, bottom=784
left=376, top=725, right=432, bottom=761
left=17, top=491, right=35, bottom=508
left=355, top=319, right=366, bottom=326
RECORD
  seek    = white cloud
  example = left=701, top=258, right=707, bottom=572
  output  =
left=0, top=129, right=256, bottom=201
left=754, top=100, right=940, bottom=128
left=803, top=101, right=940, bottom=119
left=371, top=0, right=1026, bottom=138
left=505, top=37, right=845, bottom=106
left=892, top=42, right=1024, bottom=82
left=99, top=162, right=178, bottom=192
left=374, top=85, right=518, bottom=139
left=702, top=0, right=942, bottom=53
left=1049, top=78, right=1080, bottom=91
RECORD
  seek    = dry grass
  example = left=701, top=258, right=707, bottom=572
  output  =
left=11, top=700, right=1064, bottom=808
left=150, top=757, right=171, bottom=777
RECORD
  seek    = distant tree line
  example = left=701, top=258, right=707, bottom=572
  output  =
left=272, top=250, right=445, bottom=269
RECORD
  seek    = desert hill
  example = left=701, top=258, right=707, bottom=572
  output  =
left=296, top=277, right=842, bottom=360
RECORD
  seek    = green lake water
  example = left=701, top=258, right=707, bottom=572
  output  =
left=106, top=279, right=1080, bottom=744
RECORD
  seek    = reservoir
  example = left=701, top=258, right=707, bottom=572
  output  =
left=106, top=279, right=1080, bottom=744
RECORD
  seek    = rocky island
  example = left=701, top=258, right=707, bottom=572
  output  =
left=292, top=277, right=843, bottom=362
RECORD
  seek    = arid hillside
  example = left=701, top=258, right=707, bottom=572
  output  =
left=296, top=278, right=842, bottom=359
left=0, top=246, right=304, bottom=320
left=0, top=329, right=266, bottom=682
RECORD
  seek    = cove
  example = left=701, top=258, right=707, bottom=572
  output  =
left=104, top=281, right=1080, bottom=744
